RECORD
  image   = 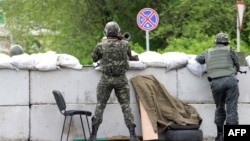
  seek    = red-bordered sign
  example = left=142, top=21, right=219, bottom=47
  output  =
left=137, top=8, right=159, bottom=31
left=236, top=1, right=246, bottom=30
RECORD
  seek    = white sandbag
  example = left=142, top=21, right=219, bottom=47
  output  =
left=0, top=53, right=17, bottom=69
left=186, top=56, right=207, bottom=78
left=245, top=55, right=250, bottom=67
left=139, top=51, right=165, bottom=67
left=129, top=61, right=147, bottom=70
left=57, top=54, right=82, bottom=70
left=162, top=52, right=189, bottom=71
left=11, top=53, right=35, bottom=70
left=187, top=54, right=198, bottom=59
left=32, top=51, right=59, bottom=71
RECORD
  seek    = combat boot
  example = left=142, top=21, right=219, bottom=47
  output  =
left=215, top=125, right=223, bottom=141
left=129, top=127, right=140, bottom=141
left=215, top=133, right=223, bottom=141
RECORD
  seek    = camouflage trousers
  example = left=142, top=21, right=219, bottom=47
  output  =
left=210, top=75, right=239, bottom=126
left=91, top=73, right=136, bottom=129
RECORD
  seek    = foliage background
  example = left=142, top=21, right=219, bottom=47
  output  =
left=0, top=0, right=249, bottom=65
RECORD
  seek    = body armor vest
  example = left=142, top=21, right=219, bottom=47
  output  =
left=207, top=46, right=236, bottom=78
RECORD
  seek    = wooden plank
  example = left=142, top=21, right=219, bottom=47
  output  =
left=139, top=101, right=158, bottom=140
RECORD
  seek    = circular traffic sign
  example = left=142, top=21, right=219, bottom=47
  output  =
left=137, top=8, right=159, bottom=31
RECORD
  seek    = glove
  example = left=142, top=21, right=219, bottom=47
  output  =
left=129, top=55, right=139, bottom=61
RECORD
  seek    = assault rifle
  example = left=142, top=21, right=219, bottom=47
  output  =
left=238, top=70, right=247, bottom=74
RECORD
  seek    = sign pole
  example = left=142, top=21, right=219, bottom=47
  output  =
left=237, top=17, right=240, bottom=52
left=146, top=30, right=149, bottom=51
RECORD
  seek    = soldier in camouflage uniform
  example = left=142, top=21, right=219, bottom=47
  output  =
left=196, top=33, right=240, bottom=141
left=89, top=21, right=139, bottom=141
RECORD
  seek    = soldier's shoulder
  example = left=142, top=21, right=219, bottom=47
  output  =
left=120, top=40, right=129, bottom=45
left=121, top=39, right=128, bottom=43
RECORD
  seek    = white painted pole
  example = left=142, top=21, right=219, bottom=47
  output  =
left=237, top=15, right=240, bottom=52
left=146, top=30, right=150, bottom=51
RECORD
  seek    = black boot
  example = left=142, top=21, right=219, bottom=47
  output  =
left=215, top=133, right=223, bottom=141
left=215, top=126, right=223, bottom=141
left=88, top=126, right=98, bottom=141
left=129, top=127, right=140, bottom=141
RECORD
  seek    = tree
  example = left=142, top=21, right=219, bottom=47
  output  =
left=2, top=0, right=101, bottom=64
left=1, top=0, right=250, bottom=65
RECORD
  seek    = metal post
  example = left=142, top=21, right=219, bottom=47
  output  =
left=237, top=16, right=240, bottom=52
left=146, top=30, right=149, bottom=51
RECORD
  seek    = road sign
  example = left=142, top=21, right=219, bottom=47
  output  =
left=236, top=1, right=246, bottom=30
left=137, top=8, right=159, bottom=31
left=236, top=1, right=246, bottom=52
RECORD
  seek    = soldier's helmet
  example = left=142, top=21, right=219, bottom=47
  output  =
left=104, top=21, right=120, bottom=37
left=9, top=44, right=24, bottom=56
left=214, top=32, right=230, bottom=44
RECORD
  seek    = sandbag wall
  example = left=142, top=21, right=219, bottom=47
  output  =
left=1, top=66, right=250, bottom=141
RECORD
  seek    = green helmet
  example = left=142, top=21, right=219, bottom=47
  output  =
left=104, top=21, right=120, bottom=37
left=9, top=45, right=24, bottom=56
left=214, top=32, right=230, bottom=44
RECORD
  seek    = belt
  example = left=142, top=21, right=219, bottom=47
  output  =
left=207, top=76, right=223, bottom=82
left=102, top=72, right=123, bottom=77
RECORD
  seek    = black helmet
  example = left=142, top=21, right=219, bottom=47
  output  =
left=104, top=21, right=120, bottom=37
left=214, top=32, right=230, bottom=44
